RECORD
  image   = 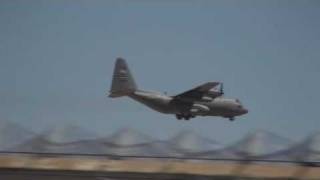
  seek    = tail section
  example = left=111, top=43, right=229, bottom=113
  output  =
left=109, top=58, right=137, bottom=98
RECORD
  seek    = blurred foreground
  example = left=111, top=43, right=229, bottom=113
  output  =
left=1, top=121, right=320, bottom=179
left=0, top=153, right=319, bottom=180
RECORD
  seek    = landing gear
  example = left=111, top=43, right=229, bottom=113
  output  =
left=229, top=117, right=235, bottom=121
left=175, top=114, right=193, bottom=121
left=176, top=114, right=183, bottom=120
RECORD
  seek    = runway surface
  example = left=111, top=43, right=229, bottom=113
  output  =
left=0, top=152, right=319, bottom=179
left=0, top=168, right=235, bottom=180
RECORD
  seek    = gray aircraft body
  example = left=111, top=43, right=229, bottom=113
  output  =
left=109, top=58, right=248, bottom=121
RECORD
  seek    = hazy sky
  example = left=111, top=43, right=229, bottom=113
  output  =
left=0, top=0, right=319, bottom=143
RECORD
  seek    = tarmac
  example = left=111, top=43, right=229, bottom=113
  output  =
left=0, top=153, right=319, bottom=180
left=0, top=168, right=239, bottom=180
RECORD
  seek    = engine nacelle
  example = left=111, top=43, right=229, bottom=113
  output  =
left=206, top=89, right=223, bottom=98
left=190, top=104, right=210, bottom=115
left=201, top=96, right=213, bottom=102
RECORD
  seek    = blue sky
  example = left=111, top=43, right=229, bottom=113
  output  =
left=0, top=0, right=319, bottom=143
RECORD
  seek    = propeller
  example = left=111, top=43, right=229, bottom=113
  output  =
left=219, top=83, right=224, bottom=95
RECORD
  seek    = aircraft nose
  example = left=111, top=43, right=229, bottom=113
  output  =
left=242, top=108, right=248, bottom=114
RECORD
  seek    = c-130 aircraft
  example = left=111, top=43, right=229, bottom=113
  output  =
left=109, top=58, right=248, bottom=121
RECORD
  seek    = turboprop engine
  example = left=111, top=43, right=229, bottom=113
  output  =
left=206, top=90, right=222, bottom=98
left=190, top=104, right=210, bottom=115
left=201, top=96, right=213, bottom=102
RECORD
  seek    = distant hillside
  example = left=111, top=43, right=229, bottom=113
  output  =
left=268, top=132, right=320, bottom=162
left=225, top=130, right=294, bottom=158
left=187, top=130, right=295, bottom=160
left=105, top=127, right=154, bottom=146
left=168, top=130, right=222, bottom=155
left=6, top=124, right=320, bottom=162
left=41, top=124, right=98, bottom=143
left=10, top=124, right=99, bottom=153
left=0, top=120, right=35, bottom=150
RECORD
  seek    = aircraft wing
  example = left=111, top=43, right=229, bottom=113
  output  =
left=173, top=82, right=220, bottom=102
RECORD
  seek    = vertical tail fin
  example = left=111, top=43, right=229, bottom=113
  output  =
left=109, top=58, right=137, bottom=98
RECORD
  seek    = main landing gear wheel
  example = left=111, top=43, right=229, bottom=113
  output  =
left=229, top=117, right=235, bottom=121
left=175, top=114, right=192, bottom=121
left=176, top=114, right=183, bottom=120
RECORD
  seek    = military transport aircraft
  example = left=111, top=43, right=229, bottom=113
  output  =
left=108, top=58, right=248, bottom=121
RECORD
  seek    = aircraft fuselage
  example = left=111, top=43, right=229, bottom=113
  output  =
left=129, top=90, right=247, bottom=119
